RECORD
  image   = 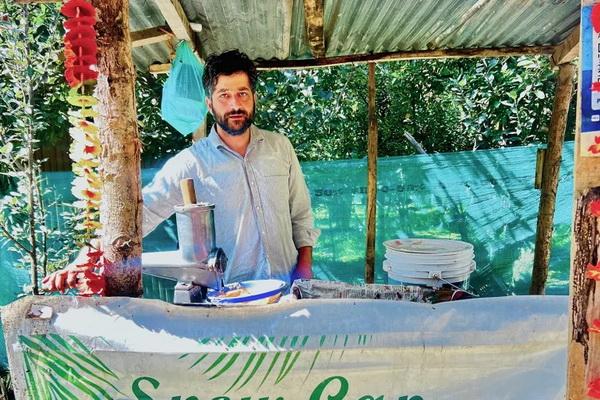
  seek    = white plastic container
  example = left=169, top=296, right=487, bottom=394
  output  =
left=382, top=238, right=476, bottom=289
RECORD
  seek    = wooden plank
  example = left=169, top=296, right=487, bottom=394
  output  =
left=152, top=0, right=195, bottom=45
left=552, top=26, right=580, bottom=66
left=255, top=45, right=555, bottom=70
left=149, top=63, right=172, bottom=74
left=131, top=26, right=172, bottom=48
left=303, top=0, right=325, bottom=58
left=365, top=62, right=377, bottom=284
left=529, top=63, right=575, bottom=295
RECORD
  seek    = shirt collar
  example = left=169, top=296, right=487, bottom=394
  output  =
left=207, top=124, right=264, bottom=151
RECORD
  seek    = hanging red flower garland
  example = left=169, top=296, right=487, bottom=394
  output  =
left=60, top=0, right=105, bottom=296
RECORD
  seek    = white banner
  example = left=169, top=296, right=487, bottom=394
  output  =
left=2, top=295, right=567, bottom=400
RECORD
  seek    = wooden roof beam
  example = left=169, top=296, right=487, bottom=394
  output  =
left=303, top=0, right=325, bottom=58
left=131, top=26, right=172, bottom=48
left=149, top=63, right=172, bottom=74
left=551, top=26, right=579, bottom=66
left=255, top=45, right=556, bottom=70
left=152, top=0, right=198, bottom=51
left=149, top=45, right=556, bottom=74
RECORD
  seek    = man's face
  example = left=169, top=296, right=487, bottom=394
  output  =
left=206, top=71, right=255, bottom=136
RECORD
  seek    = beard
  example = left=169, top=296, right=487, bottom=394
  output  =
left=214, top=106, right=255, bottom=137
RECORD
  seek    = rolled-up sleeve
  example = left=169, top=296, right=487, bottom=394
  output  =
left=287, top=140, right=320, bottom=248
left=141, top=151, right=193, bottom=236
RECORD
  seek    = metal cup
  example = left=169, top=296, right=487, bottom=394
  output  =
left=174, top=203, right=216, bottom=263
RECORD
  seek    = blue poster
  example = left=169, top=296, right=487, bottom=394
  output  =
left=580, top=4, right=600, bottom=156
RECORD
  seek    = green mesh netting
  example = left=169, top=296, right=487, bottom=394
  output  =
left=0, top=142, right=574, bottom=365
left=302, top=142, right=573, bottom=296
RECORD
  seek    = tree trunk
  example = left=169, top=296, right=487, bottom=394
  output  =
left=529, top=62, right=574, bottom=294
left=568, top=188, right=600, bottom=399
left=92, top=0, right=143, bottom=297
left=567, top=3, right=600, bottom=397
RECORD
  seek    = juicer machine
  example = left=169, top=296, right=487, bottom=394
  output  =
left=141, top=179, right=227, bottom=305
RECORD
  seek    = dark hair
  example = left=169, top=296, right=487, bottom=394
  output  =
left=203, top=50, right=258, bottom=96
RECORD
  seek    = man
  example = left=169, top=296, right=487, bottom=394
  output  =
left=43, top=49, right=319, bottom=291
left=143, top=49, right=318, bottom=285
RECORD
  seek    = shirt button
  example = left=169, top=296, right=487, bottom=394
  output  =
left=256, top=206, right=260, bottom=210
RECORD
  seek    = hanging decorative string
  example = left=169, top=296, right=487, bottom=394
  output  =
left=60, top=0, right=105, bottom=296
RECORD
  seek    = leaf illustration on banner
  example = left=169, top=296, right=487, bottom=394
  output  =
left=274, top=335, right=310, bottom=384
left=303, top=335, right=328, bottom=384
left=183, top=334, right=373, bottom=393
left=339, top=334, right=350, bottom=360
left=19, top=334, right=121, bottom=400
left=256, top=335, right=294, bottom=389
left=224, top=335, right=270, bottom=393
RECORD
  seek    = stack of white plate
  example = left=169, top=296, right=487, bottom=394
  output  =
left=383, top=238, right=475, bottom=288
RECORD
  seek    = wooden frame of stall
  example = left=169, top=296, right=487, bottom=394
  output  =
left=13, top=0, right=596, bottom=397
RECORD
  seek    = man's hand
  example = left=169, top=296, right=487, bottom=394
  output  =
left=42, top=241, right=101, bottom=293
left=42, top=265, right=90, bottom=293
left=291, top=246, right=313, bottom=281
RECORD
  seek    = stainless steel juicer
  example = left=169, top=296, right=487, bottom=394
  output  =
left=142, top=180, right=227, bottom=305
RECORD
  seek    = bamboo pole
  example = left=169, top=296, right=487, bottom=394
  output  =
left=91, top=0, right=143, bottom=297
left=365, top=62, right=377, bottom=284
left=529, top=63, right=575, bottom=295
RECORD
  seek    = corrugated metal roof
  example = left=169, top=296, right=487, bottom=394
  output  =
left=129, top=0, right=173, bottom=68
left=129, top=0, right=580, bottom=70
left=187, top=0, right=293, bottom=60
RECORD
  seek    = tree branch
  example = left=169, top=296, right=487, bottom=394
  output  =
left=0, top=221, right=33, bottom=255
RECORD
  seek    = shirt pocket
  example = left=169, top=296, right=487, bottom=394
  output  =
left=255, top=159, right=289, bottom=214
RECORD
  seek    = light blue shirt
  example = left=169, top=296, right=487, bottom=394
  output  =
left=142, top=125, right=320, bottom=285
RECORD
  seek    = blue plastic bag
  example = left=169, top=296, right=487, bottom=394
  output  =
left=161, top=41, right=208, bottom=135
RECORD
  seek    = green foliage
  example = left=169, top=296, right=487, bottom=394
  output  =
left=255, top=57, right=575, bottom=161
left=0, top=1, right=69, bottom=148
left=136, top=70, right=193, bottom=166
left=255, top=66, right=369, bottom=160
left=0, top=2, right=77, bottom=293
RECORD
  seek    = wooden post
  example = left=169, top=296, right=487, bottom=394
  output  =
left=529, top=63, right=575, bottom=295
left=192, top=120, right=207, bottom=142
left=365, top=62, right=377, bottom=284
left=92, top=0, right=143, bottom=297
left=568, top=2, right=600, bottom=397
